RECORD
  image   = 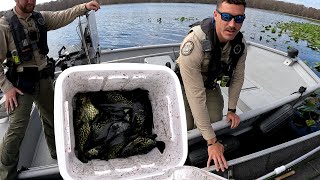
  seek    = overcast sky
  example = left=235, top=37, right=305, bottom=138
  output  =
left=0, top=0, right=319, bottom=11
left=276, top=0, right=320, bottom=9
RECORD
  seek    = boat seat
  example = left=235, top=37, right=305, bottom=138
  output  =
left=221, top=75, right=279, bottom=115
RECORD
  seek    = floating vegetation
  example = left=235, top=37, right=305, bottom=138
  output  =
left=264, top=25, right=272, bottom=31
left=296, top=90, right=320, bottom=121
left=291, top=90, right=320, bottom=136
left=271, top=37, right=277, bottom=41
left=276, top=21, right=320, bottom=52
left=259, top=22, right=320, bottom=52
left=174, top=17, right=198, bottom=22
left=315, top=62, right=320, bottom=72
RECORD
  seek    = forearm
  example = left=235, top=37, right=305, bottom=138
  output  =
left=42, top=3, right=88, bottom=31
left=185, top=85, right=216, bottom=140
left=180, top=62, right=216, bottom=140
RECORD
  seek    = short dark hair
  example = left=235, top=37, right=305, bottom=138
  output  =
left=217, top=0, right=246, bottom=8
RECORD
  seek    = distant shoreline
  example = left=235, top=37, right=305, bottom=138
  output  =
left=1, top=1, right=320, bottom=21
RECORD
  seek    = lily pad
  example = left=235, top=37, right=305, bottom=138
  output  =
left=276, top=22, right=320, bottom=52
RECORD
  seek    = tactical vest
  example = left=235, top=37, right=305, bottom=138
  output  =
left=191, top=18, right=245, bottom=89
left=4, top=10, right=49, bottom=62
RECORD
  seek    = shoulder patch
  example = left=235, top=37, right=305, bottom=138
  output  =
left=233, top=44, right=242, bottom=55
left=181, top=41, right=194, bottom=56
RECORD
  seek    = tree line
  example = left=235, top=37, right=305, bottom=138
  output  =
left=1, top=0, right=320, bottom=20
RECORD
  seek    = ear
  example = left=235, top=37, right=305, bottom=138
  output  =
left=213, top=10, right=218, bottom=21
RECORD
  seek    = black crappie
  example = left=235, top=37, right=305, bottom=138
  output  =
left=74, top=94, right=99, bottom=163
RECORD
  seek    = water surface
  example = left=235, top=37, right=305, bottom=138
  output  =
left=47, top=3, right=320, bottom=75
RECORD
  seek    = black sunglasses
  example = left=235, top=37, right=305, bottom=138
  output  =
left=216, top=9, right=246, bottom=23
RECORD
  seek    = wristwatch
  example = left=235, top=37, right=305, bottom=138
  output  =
left=228, top=108, right=236, bottom=113
left=207, top=138, right=218, bottom=146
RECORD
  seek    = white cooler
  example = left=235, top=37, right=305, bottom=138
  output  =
left=54, top=63, right=189, bottom=179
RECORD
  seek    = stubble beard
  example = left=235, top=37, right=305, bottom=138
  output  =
left=18, top=4, right=35, bottom=13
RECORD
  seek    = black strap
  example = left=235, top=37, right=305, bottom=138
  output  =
left=203, top=18, right=222, bottom=89
left=4, top=10, right=33, bottom=61
left=3, top=10, right=49, bottom=61
left=225, top=33, right=245, bottom=87
left=32, top=11, right=49, bottom=55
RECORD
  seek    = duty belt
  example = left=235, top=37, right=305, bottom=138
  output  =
left=17, top=66, right=52, bottom=80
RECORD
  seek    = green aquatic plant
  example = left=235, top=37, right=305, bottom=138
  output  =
left=174, top=17, right=197, bottom=22
left=293, top=90, right=320, bottom=131
left=265, top=25, right=272, bottom=31
left=315, top=62, right=320, bottom=72
left=276, top=22, right=320, bottom=52
left=297, top=92, right=320, bottom=121
left=271, top=37, right=277, bottom=41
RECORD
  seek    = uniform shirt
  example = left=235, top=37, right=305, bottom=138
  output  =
left=177, top=25, right=247, bottom=140
left=0, top=3, right=89, bottom=93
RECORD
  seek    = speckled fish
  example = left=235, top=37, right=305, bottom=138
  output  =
left=85, top=145, right=103, bottom=160
left=76, top=89, right=159, bottom=161
left=85, top=119, right=131, bottom=160
left=120, top=136, right=166, bottom=157
left=74, top=93, right=99, bottom=163
left=89, top=105, right=132, bottom=142
left=103, top=131, right=129, bottom=160
left=130, top=89, right=153, bottom=136
left=90, top=91, right=134, bottom=109
left=131, top=102, right=146, bottom=133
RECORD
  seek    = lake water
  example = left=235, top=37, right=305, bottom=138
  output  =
left=47, top=3, right=320, bottom=76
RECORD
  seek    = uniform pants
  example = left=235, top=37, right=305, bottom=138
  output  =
left=183, top=86, right=224, bottom=130
left=0, top=77, right=56, bottom=180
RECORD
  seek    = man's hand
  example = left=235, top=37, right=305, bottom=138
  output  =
left=226, top=111, right=240, bottom=129
left=207, top=138, right=228, bottom=172
left=5, top=87, right=23, bottom=113
left=85, top=1, right=101, bottom=11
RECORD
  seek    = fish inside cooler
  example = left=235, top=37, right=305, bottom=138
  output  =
left=72, top=88, right=165, bottom=163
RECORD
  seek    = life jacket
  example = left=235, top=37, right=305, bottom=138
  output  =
left=190, top=18, right=245, bottom=89
left=3, top=10, right=49, bottom=62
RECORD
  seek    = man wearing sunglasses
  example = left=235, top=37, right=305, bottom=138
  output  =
left=0, top=0, right=100, bottom=179
left=177, top=0, right=247, bottom=172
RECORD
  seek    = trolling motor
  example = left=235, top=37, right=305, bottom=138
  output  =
left=283, top=47, right=299, bottom=66
left=54, top=10, right=101, bottom=71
